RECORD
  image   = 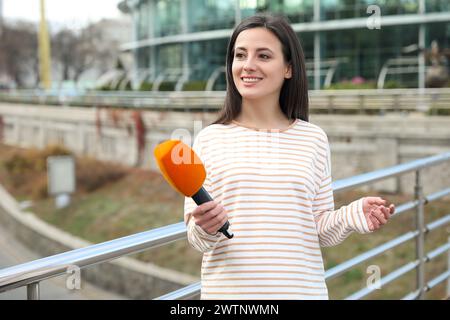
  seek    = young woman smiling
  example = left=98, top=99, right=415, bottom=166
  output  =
left=184, top=14, right=395, bottom=300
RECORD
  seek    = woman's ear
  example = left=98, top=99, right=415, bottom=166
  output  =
left=285, top=64, right=292, bottom=79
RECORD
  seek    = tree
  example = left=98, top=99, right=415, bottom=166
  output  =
left=51, top=28, right=77, bottom=81
left=51, top=21, right=118, bottom=85
left=0, top=21, right=39, bottom=88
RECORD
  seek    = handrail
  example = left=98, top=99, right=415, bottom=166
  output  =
left=332, top=152, right=450, bottom=192
left=345, top=216, right=450, bottom=300
left=346, top=260, right=421, bottom=300
left=0, top=151, right=449, bottom=299
left=1, top=88, right=450, bottom=113
left=0, top=222, right=187, bottom=292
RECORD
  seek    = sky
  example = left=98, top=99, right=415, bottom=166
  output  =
left=2, top=0, right=124, bottom=29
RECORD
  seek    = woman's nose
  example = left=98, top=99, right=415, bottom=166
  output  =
left=243, top=56, right=257, bottom=71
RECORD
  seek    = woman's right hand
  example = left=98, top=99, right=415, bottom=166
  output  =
left=191, top=201, right=229, bottom=235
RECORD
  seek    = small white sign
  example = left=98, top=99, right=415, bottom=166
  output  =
left=47, top=156, right=76, bottom=195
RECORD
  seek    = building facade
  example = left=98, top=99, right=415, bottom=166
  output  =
left=118, top=0, right=450, bottom=91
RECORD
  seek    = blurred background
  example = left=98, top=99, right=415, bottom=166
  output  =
left=0, top=0, right=449, bottom=301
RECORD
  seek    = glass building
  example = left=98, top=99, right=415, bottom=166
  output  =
left=118, top=0, right=450, bottom=91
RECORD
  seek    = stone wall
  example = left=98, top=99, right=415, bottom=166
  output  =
left=1, top=103, right=449, bottom=195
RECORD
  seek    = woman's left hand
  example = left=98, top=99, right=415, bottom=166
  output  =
left=362, top=197, right=395, bottom=231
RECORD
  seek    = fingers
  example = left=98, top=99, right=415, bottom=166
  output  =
left=380, top=206, right=391, bottom=220
left=192, top=200, right=217, bottom=218
left=371, top=208, right=388, bottom=225
left=192, top=201, right=229, bottom=235
left=389, top=204, right=395, bottom=214
left=368, top=215, right=379, bottom=231
left=367, top=204, right=394, bottom=231
left=206, top=215, right=229, bottom=235
left=201, top=204, right=226, bottom=230
left=366, top=196, right=387, bottom=206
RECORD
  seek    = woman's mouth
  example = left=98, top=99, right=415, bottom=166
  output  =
left=241, top=76, right=263, bottom=84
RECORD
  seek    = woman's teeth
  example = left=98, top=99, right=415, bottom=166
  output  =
left=242, top=78, right=262, bottom=83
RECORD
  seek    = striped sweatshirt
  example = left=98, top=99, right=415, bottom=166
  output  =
left=184, top=118, right=372, bottom=300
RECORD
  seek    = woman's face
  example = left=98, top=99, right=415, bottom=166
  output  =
left=232, top=27, right=292, bottom=102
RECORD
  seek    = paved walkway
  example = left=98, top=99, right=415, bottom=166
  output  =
left=0, top=223, right=126, bottom=300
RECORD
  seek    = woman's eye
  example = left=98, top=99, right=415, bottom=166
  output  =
left=235, top=53, right=245, bottom=59
left=260, top=54, right=270, bottom=59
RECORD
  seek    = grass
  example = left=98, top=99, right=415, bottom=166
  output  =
left=0, top=143, right=449, bottom=299
left=326, top=190, right=450, bottom=300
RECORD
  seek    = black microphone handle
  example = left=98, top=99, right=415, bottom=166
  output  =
left=191, top=186, right=234, bottom=239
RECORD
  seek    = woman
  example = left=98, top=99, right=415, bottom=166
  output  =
left=184, top=14, right=395, bottom=300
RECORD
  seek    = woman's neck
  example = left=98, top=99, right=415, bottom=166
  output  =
left=235, top=98, right=292, bottom=130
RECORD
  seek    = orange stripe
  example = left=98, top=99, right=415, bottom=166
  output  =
left=202, top=262, right=322, bottom=271
left=205, top=255, right=322, bottom=264
left=207, top=153, right=323, bottom=167
left=203, top=291, right=326, bottom=296
left=211, top=166, right=318, bottom=183
left=204, top=144, right=326, bottom=161
left=217, top=234, right=317, bottom=244
left=207, top=153, right=326, bottom=169
left=228, top=220, right=315, bottom=232
left=202, top=269, right=323, bottom=275
left=217, top=185, right=311, bottom=197
left=202, top=135, right=327, bottom=153
left=211, top=179, right=315, bottom=195
left=202, top=276, right=323, bottom=282
left=224, top=200, right=314, bottom=210
left=222, top=192, right=309, bottom=202
left=203, top=139, right=326, bottom=156
left=213, top=172, right=315, bottom=187
left=227, top=210, right=314, bottom=221
left=209, top=123, right=326, bottom=139
left=222, top=124, right=328, bottom=144
left=208, top=248, right=322, bottom=258
left=214, top=241, right=320, bottom=251
left=202, top=284, right=324, bottom=289
left=209, top=159, right=325, bottom=174
left=229, top=227, right=317, bottom=237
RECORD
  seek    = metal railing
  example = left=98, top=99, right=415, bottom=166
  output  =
left=0, top=152, right=449, bottom=300
left=1, top=88, right=450, bottom=114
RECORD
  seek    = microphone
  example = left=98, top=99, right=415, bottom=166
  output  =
left=153, top=139, right=233, bottom=239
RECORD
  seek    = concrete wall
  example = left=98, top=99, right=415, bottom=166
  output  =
left=1, top=103, right=449, bottom=196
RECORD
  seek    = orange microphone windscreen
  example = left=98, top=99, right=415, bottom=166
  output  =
left=153, top=140, right=206, bottom=197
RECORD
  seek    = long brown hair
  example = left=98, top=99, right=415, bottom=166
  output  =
left=212, top=14, right=309, bottom=125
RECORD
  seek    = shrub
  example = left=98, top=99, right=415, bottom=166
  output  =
left=182, top=81, right=207, bottom=91
left=97, top=85, right=112, bottom=91
left=3, top=145, right=72, bottom=199
left=158, top=81, right=176, bottom=91
left=326, top=81, right=377, bottom=90
left=139, top=81, right=153, bottom=91
left=4, top=145, right=72, bottom=176
left=426, top=106, right=450, bottom=116
left=2, top=144, right=128, bottom=199
left=384, top=80, right=404, bottom=89
left=76, top=157, right=128, bottom=193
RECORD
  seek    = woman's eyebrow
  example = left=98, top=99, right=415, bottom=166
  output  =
left=235, top=47, right=274, bottom=53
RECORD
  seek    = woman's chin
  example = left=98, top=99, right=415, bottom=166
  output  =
left=237, top=89, right=264, bottom=100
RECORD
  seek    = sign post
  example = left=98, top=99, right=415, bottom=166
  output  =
left=47, top=156, right=75, bottom=209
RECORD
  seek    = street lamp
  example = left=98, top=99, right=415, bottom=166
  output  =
left=39, top=0, right=52, bottom=90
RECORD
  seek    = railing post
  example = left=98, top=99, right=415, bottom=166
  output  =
left=27, top=282, right=40, bottom=300
left=414, top=170, right=426, bottom=299
left=447, top=236, right=450, bottom=299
